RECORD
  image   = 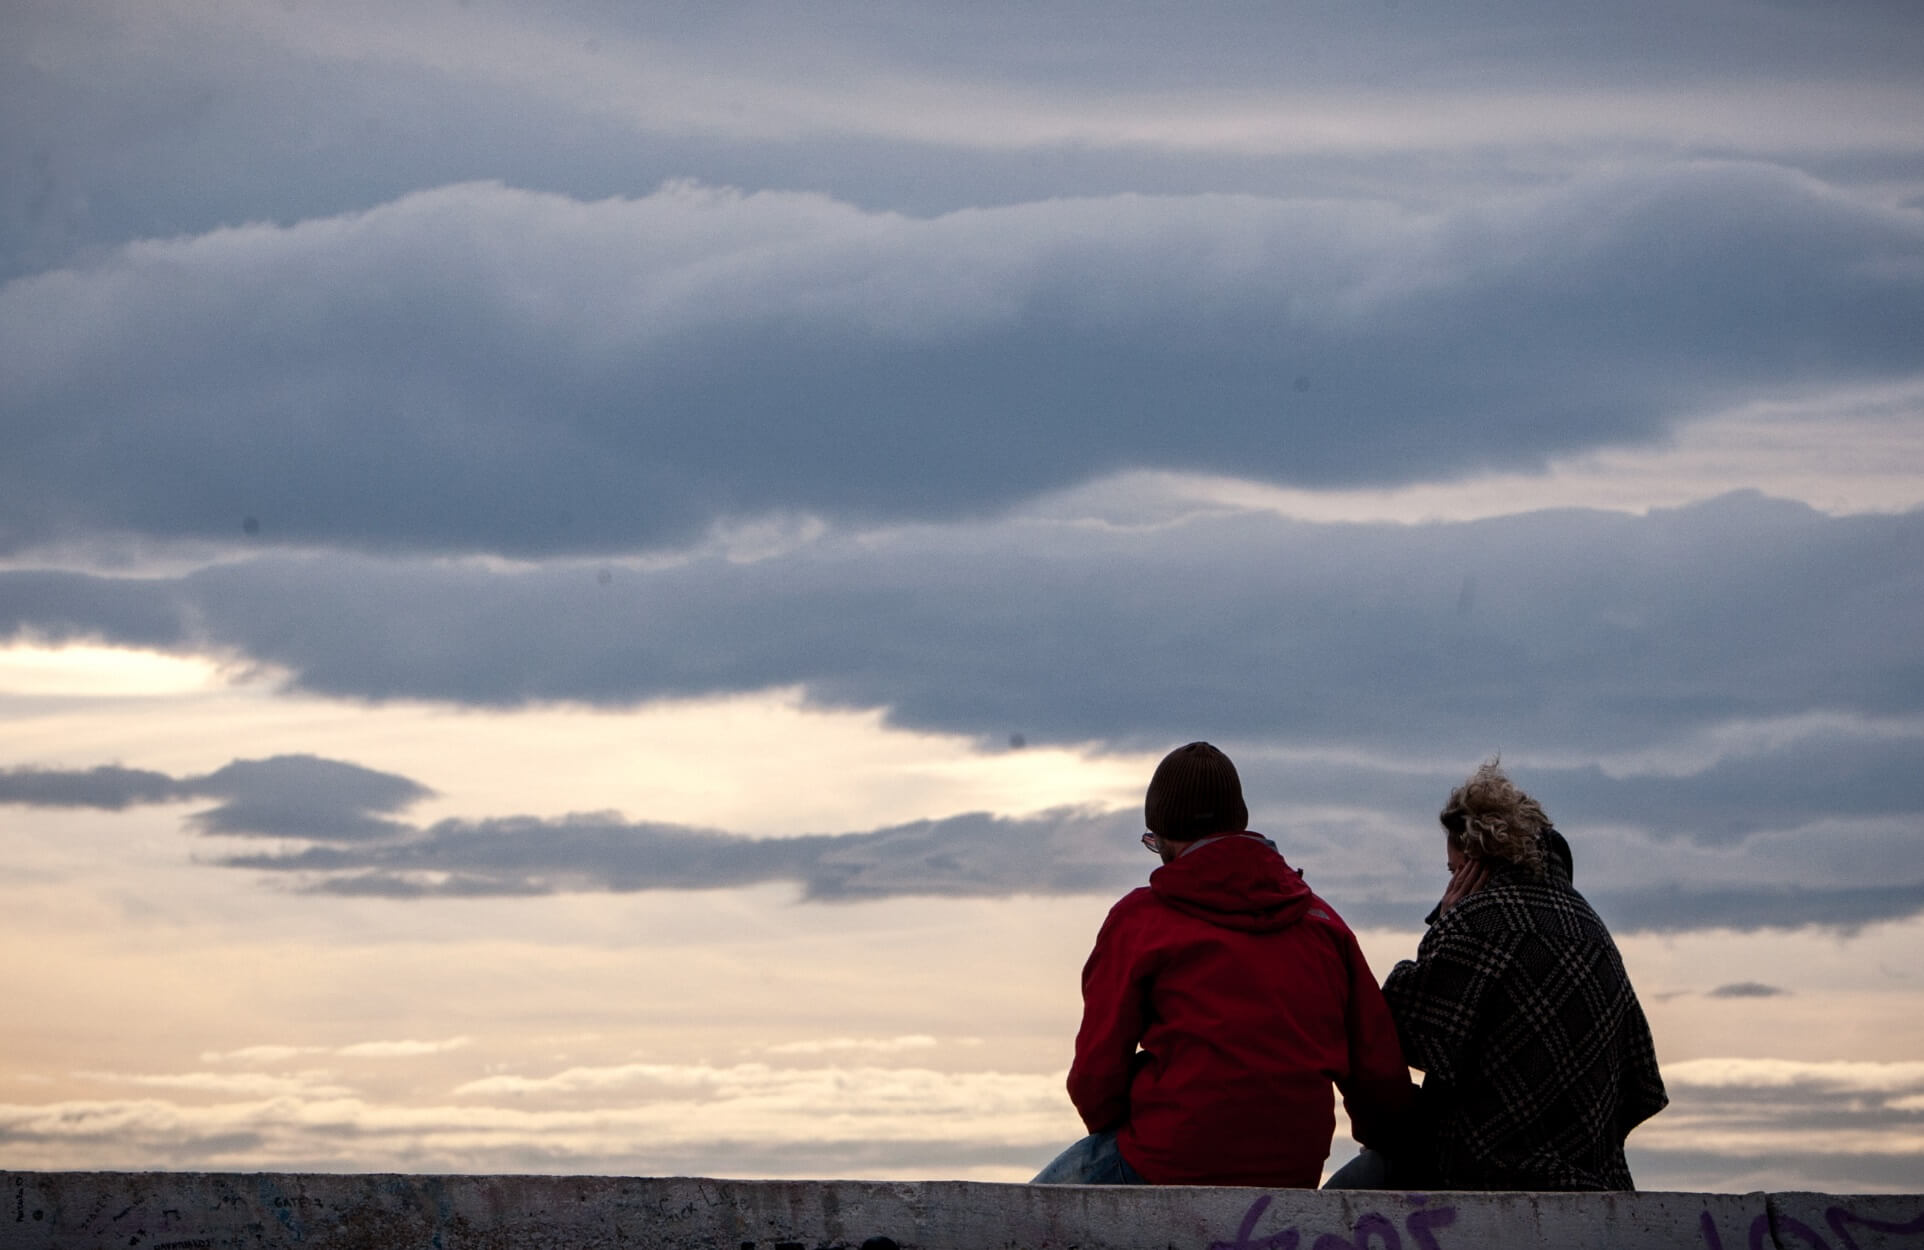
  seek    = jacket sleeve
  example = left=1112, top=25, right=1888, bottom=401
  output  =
left=1065, top=901, right=1148, bottom=1134
left=1332, top=925, right=1417, bottom=1149
left=1380, top=907, right=1508, bottom=1088
left=1615, top=974, right=1671, bottom=1136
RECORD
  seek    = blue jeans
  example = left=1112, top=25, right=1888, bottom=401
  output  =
left=1031, top=1130, right=1147, bottom=1184
left=1322, top=1147, right=1430, bottom=1189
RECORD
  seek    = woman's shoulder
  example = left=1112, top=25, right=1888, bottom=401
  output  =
left=1447, top=869, right=1611, bottom=942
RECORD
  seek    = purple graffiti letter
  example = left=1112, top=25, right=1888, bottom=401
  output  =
left=1404, top=1205, right=1456, bottom=1250
left=1825, top=1204, right=1924, bottom=1250
left=1208, top=1195, right=1302, bottom=1250
left=1311, top=1212, right=1400, bottom=1250
left=1771, top=1214, right=1831, bottom=1250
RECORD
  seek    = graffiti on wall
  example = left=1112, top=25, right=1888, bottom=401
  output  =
left=1699, top=1205, right=1924, bottom=1250
left=12, top=1174, right=1924, bottom=1250
left=1207, top=1194, right=1457, bottom=1250
left=1202, top=1193, right=1924, bottom=1250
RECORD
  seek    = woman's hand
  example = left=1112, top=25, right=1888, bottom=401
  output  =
left=1437, top=856, right=1491, bottom=917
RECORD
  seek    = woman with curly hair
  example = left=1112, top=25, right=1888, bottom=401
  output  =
left=1326, top=761, right=1667, bottom=1191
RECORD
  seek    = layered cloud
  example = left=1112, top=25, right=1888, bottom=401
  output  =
left=1630, top=1059, right=1924, bottom=1193
left=223, top=807, right=1141, bottom=904
left=6, top=493, right=1920, bottom=759
left=1706, top=983, right=1788, bottom=1000
left=0, top=754, right=432, bottom=840
left=8, top=0, right=1924, bottom=284
left=0, top=753, right=1140, bottom=902
left=7, top=484, right=1920, bottom=931
left=200, top=1038, right=471, bottom=1063
left=4, top=167, right=1921, bottom=556
left=0, top=1056, right=1077, bottom=1180
left=10, top=1050, right=1920, bottom=1191
left=5, top=746, right=1919, bottom=932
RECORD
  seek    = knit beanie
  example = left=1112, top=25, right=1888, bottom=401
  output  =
left=1144, top=742, right=1249, bottom=839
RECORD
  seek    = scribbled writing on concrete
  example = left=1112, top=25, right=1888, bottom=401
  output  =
left=1207, top=1195, right=1457, bottom=1250
left=1701, top=1203, right=1924, bottom=1250
left=11, top=1173, right=1924, bottom=1250
left=1206, top=1194, right=1924, bottom=1250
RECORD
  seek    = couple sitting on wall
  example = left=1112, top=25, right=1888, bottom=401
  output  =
left=1033, top=743, right=1667, bottom=1191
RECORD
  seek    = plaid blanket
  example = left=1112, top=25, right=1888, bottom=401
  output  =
left=1382, top=868, right=1668, bottom=1190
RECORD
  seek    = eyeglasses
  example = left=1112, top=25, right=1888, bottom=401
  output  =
left=1141, top=831, right=1163, bottom=854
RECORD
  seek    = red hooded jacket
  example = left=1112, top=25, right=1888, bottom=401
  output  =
left=1067, top=834, right=1414, bottom=1187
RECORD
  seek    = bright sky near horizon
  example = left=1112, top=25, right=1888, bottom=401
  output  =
left=3, top=0, right=1923, bottom=1192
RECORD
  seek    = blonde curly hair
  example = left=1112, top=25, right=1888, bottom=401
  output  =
left=1440, top=759, right=1549, bottom=878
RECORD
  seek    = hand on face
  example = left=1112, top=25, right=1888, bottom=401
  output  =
left=1438, top=840, right=1490, bottom=916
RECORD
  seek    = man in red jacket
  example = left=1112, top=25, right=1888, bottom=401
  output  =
left=1034, top=742, right=1415, bottom=1187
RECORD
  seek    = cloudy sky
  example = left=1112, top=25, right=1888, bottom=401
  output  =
left=4, top=0, right=1923, bottom=1192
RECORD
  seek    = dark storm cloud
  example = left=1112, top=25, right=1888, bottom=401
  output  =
left=8, top=0, right=1923, bottom=280
left=1584, top=884, right=1924, bottom=937
left=11, top=490, right=1919, bottom=928
left=6, top=492, right=1920, bottom=765
left=0, top=754, right=432, bottom=842
left=1234, top=726, right=1924, bottom=859
left=4, top=166, right=1921, bottom=556
left=1507, top=735, right=1924, bottom=847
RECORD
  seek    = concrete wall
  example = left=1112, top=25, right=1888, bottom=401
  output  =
left=5, top=1173, right=1922, bottom=1250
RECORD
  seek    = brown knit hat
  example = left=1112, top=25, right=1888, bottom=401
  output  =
left=1144, top=742, right=1249, bottom=839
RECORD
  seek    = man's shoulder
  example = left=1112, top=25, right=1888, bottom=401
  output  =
left=1299, top=890, right=1355, bottom=931
left=1102, top=886, right=1160, bottom=923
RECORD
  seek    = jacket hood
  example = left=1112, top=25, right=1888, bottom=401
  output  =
left=1149, top=833, right=1315, bottom=932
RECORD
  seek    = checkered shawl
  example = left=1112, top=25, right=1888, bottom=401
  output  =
left=1382, top=868, right=1668, bottom=1190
